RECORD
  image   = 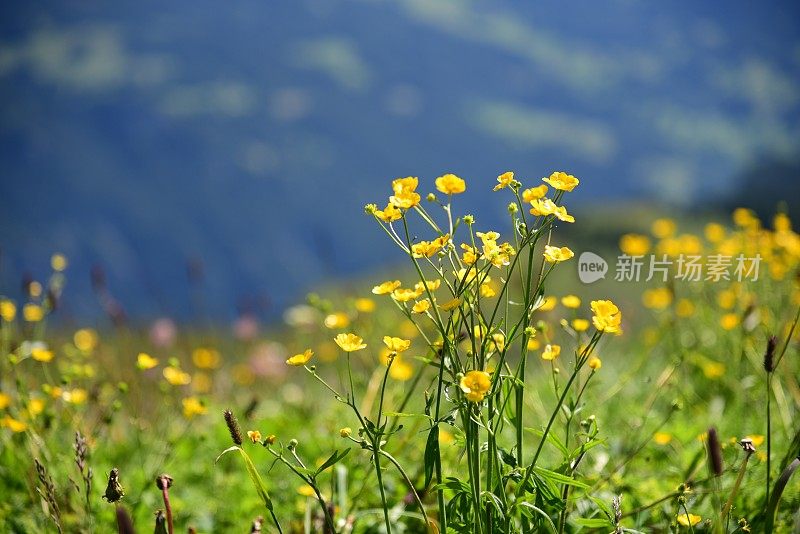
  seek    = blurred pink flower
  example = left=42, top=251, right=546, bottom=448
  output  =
left=233, top=314, right=259, bottom=341
left=150, top=317, right=177, bottom=348
left=248, top=342, right=287, bottom=381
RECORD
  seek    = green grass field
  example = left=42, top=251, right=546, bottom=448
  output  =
left=1, top=173, right=799, bottom=533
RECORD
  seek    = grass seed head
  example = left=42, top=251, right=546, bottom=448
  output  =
left=224, top=409, right=243, bottom=445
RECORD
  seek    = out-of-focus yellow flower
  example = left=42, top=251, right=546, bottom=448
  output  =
left=375, top=202, right=402, bottom=222
left=137, top=352, right=158, bottom=370
left=460, top=370, right=491, bottom=402
left=527, top=338, right=541, bottom=351
left=232, top=364, right=255, bottom=385
left=487, top=333, right=505, bottom=353
left=591, top=300, right=623, bottom=335
left=163, top=366, right=191, bottom=386
left=383, top=336, right=411, bottom=353
left=619, top=234, right=650, bottom=256
left=675, top=299, right=695, bottom=317
left=63, top=388, right=88, bottom=404
left=538, top=296, right=557, bottom=312
left=192, top=372, right=212, bottom=393
left=541, top=344, right=561, bottom=361
left=439, top=298, right=462, bottom=312
left=182, top=397, right=207, bottom=419
left=0, top=300, right=16, bottom=322
left=286, top=349, right=314, bottom=366
left=390, top=360, right=414, bottom=381
left=412, top=300, right=431, bottom=314
left=324, top=312, right=350, bottom=329
left=704, top=222, right=726, bottom=243
left=543, top=245, right=574, bottom=263
left=1, top=415, right=27, bottom=433
left=651, top=218, right=676, bottom=238
left=0, top=392, right=10, bottom=409
left=28, top=282, right=42, bottom=298
left=773, top=213, right=791, bottom=232
left=521, top=185, right=548, bottom=202
left=247, top=430, right=262, bottom=443
left=572, top=318, right=590, bottom=332
left=720, top=313, right=739, bottom=330
left=51, top=253, right=68, bottom=272
left=334, top=333, right=367, bottom=352
left=28, top=398, right=45, bottom=417
left=435, top=173, right=466, bottom=195
left=733, top=208, right=758, bottom=228
left=653, top=432, right=672, bottom=445
left=192, top=347, right=221, bottom=369
left=373, top=280, right=401, bottom=295
left=480, top=283, right=496, bottom=298
left=31, top=348, right=54, bottom=362
left=588, top=356, right=602, bottom=369
left=542, top=171, right=579, bottom=192
left=642, top=287, right=672, bottom=310
left=494, top=171, right=514, bottom=191
left=561, top=295, right=581, bottom=308
left=389, top=177, right=421, bottom=209
left=677, top=513, right=702, bottom=527
left=701, top=360, right=726, bottom=379
left=74, top=328, right=99, bottom=353
left=717, top=290, right=736, bottom=310
left=298, top=485, right=316, bottom=497
left=23, top=304, right=44, bottom=322
left=354, top=298, right=375, bottom=313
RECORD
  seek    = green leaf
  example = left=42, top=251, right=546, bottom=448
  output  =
left=216, top=445, right=274, bottom=511
left=314, top=449, right=351, bottom=476
left=573, top=517, right=614, bottom=528
left=518, top=502, right=558, bottom=533
left=423, top=425, right=440, bottom=489
left=533, top=466, right=589, bottom=489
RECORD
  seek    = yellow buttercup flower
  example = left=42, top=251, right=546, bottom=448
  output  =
left=73, top=328, right=99, bottom=353
left=182, top=397, right=207, bottom=419
left=192, top=347, right=221, bottom=369
left=412, top=300, right=431, bottom=314
left=389, top=176, right=421, bottom=209
left=340, top=427, right=352, bottom=438
left=675, top=299, right=695, bottom=317
left=460, top=370, right=491, bottom=402
left=1, top=415, right=27, bottom=433
left=541, top=344, right=561, bottom=361
left=677, top=513, right=701, bottom=527
left=163, top=366, right=192, bottom=386
left=28, top=398, right=45, bottom=417
left=383, top=336, right=411, bottom=353
left=392, top=287, right=423, bottom=302
left=744, top=434, right=765, bottom=447
left=561, top=295, right=581, bottom=308
left=619, top=234, right=650, bottom=256
left=460, top=243, right=478, bottom=265
left=704, top=222, right=726, bottom=243
left=588, top=356, right=602, bottom=369
left=435, top=173, right=466, bottom=195
left=653, top=432, right=672, bottom=445
left=439, top=298, right=462, bottom=311
left=389, top=360, right=414, bottom=381
left=31, top=348, right=54, bottom=362
left=480, top=283, right=496, bottom=298
left=411, top=234, right=450, bottom=258
left=23, top=304, right=44, bottom=322
left=63, top=388, right=88, bottom=404
left=324, top=312, right=350, bottom=329
left=334, top=333, right=367, bottom=352
left=137, top=353, right=158, bottom=370
left=527, top=338, right=541, bottom=351
left=591, top=299, right=623, bottom=335
left=354, top=298, right=375, bottom=313
left=373, top=280, right=401, bottom=295
left=286, top=349, right=314, bottom=366
left=522, top=185, right=548, bottom=202
left=247, top=430, right=262, bottom=443
left=572, top=318, right=590, bottom=332
left=414, top=279, right=441, bottom=293
left=0, top=392, right=10, bottom=409
left=720, top=313, right=739, bottom=330
left=0, top=300, right=17, bottom=322
left=543, top=245, right=574, bottom=263
left=51, top=253, right=68, bottom=272
left=375, top=202, right=402, bottom=222
left=651, top=218, right=676, bottom=238
left=542, top=171, right=579, bottom=192
left=538, top=295, right=557, bottom=311
left=642, top=287, right=672, bottom=310
left=494, top=171, right=514, bottom=191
